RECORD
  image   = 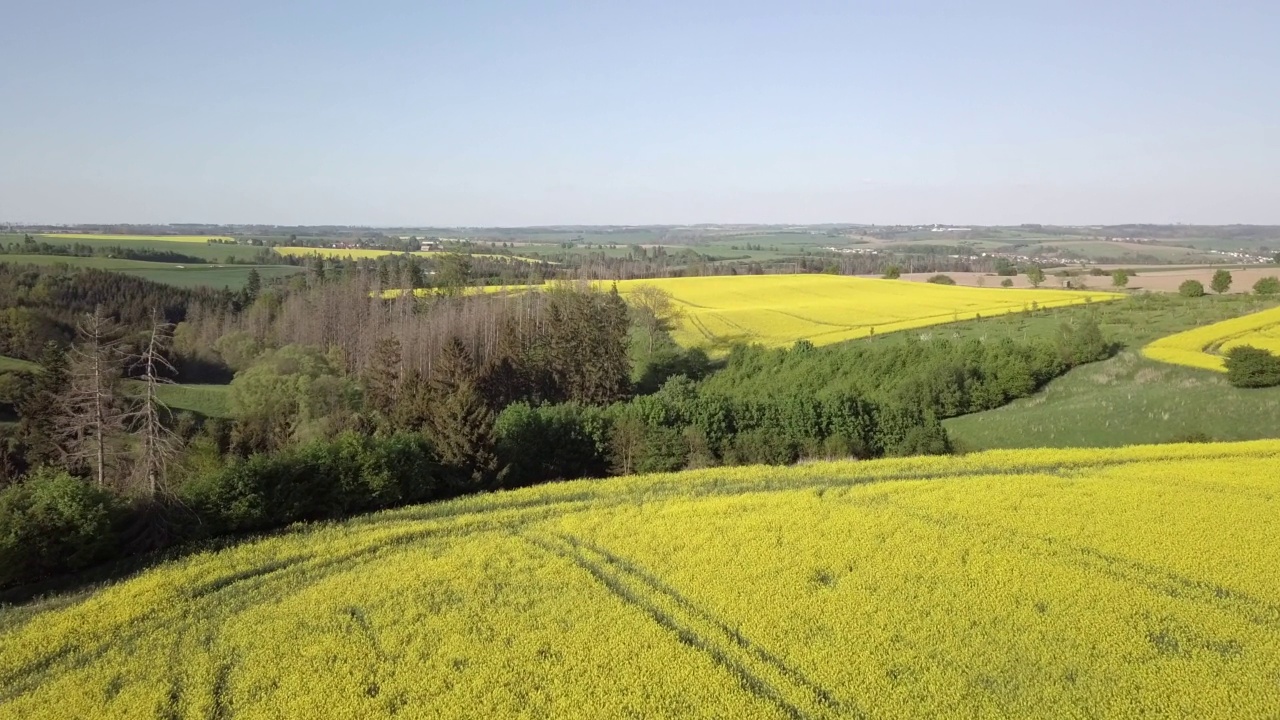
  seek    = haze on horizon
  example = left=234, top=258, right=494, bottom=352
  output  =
left=3, top=1, right=1278, bottom=228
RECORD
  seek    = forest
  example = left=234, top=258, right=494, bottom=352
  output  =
left=0, top=256, right=1111, bottom=591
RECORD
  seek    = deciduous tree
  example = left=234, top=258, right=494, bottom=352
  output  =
left=1211, top=269, right=1232, bottom=294
left=628, top=285, right=685, bottom=353
left=1253, top=276, right=1280, bottom=296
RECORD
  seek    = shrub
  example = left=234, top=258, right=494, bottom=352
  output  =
left=726, top=428, right=800, bottom=465
left=890, top=424, right=953, bottom=457
left=926, top=274, right=956, bottom=285
left=635, top=425, right=689, bottom=473
left=1056, top=316, right=1109, bottom=365
left=0, top=469, right=121, bottom=589
left=1224, top=346, right=1280, bottom=388
left=179, top=433, right=445, bottom=536
left=882, top=266, right=902, bottom=280
left=1179, top=280, right=1205, bottom=298
left=1000, top=278, right=1014, bottom=288
left=1111, top=270, right=1129, bottom=288
left=1211, top=270, right=1232, bottom=295
left=1254, top=276, right=1280, bottom=296
left=494, top=403, right=610, bottom=487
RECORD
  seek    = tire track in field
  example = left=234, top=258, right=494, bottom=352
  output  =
left=759, top=309, right=858, bottom=330
left=523, top=531, right=860, bottom=720
left=568, top=535, right=851, bottom=713
left=2, top=508, right=601, bottom=705
left=685, top=313, right=720, bottom=342
left=0, top=526, right=459, bottom=703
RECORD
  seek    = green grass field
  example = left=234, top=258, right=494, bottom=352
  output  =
left=1018, top=240, right=1214, bottom=263
left=153, top=383, right=231, bottom=418
left=939, top=293, right=1280, bottom=449
left=2, top=354, right=229, bottom=418
left=0, top=356, right=37, bottom=373
left=946, top=351, right=1280, bottom=448
left=16, top=235, right=274, bottom=263
left=36, top=233, right=231, bottom=243
left=0, top=255, right=301, bottom=290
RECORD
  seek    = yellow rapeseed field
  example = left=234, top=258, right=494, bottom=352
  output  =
left=3, top=441, right=1279, bottom=719
left=1143, top=305, right=1280, bottom=371
left=610, top=275, right=1119, bottom=348
left=274, top=246, right=543, bottom=263
left=36, top=234, right=232, bottom=243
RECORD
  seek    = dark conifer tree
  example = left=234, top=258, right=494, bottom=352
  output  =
left=16, top=341, right=69, bottom=465
left=427, top=338, right=496, bottom=482
left=363, top=336, right=404, bottom=427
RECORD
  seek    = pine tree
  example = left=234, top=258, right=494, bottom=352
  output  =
left=309, top=255, right=327, bottom=283
left=427, top=338, right=496, bottom=482
left=477, top=316, right=530, bottom=409
left=16, top=341, right=69, bottom=465
left=364, top=336, right=404, bottom=426
left=245, top=268, right=262, bottom=301
left=392, top=368, right=432, bottom=432
left=429, top=381, right=496, bottom=481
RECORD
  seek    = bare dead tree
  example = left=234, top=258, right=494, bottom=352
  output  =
left=125, top=313, right=182, bottom=499
left=59, top=306, right=127, bottom=488
left=627, top=284, right=685, bottom=353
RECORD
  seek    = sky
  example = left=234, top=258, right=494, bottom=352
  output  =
left=3, top=0, right=1278, bottom=226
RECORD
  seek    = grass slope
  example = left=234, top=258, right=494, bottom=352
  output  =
left=946, top=351, right=1280, bottom=448
left=944, top=293, right=1280, bottom=448
left=0, top=356, right=37, bottom=373
left=153, top=383, right=232, bottom=419
left=2, top=441, right=1278, bottom=718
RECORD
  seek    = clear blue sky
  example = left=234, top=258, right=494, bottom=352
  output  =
left=3, top=1, right=1278, bottom=226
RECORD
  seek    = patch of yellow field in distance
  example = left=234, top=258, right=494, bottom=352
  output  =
left=1143, top=305, right=1280, bottom=371
left=3, top=440, right=1279, bottom=719
left=607, top=274, right=1120, bottom=349
left=274, top=246, right=543, bottom=263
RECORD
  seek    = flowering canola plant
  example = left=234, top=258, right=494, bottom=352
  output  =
left=274, top=246, right=543, bottom=263
left=610, top=275, right=1118, bottom=349
left=468, top=274, right=1119, bottom=349
left=1143, top=305, right=1280, bottom=371
left=2, top=440, right=1279, bottom=719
